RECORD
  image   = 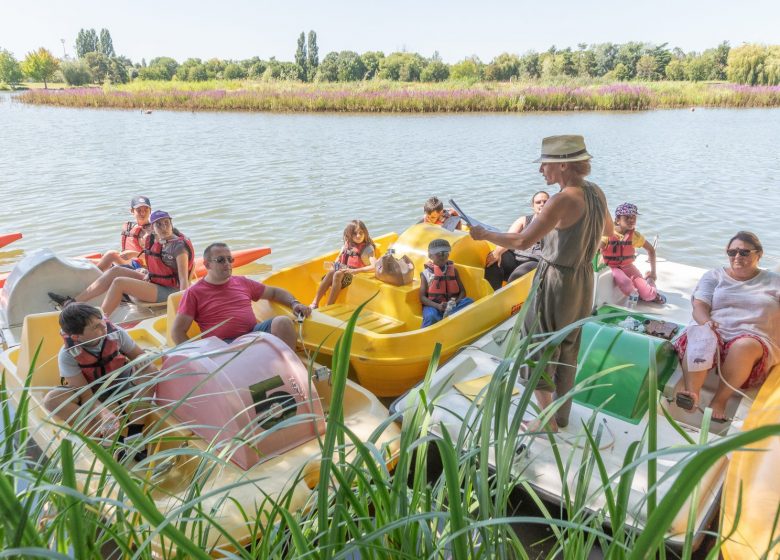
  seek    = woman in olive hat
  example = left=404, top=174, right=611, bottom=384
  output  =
left=471, top=135, right=612, bottom=432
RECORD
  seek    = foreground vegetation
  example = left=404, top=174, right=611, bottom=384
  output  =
left=15, top=79, right=780, bottom=112
left=2, top=302, right=780, bottom=558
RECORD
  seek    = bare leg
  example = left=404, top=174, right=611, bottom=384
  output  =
left=674, top=350, right=710, bottom=411
left=326, top=270, right=347, bottom=305
left=269, top=316, right=297, bottom=350
left=524, top=389, right=559, bottom=433
left=75, top=267, right=145, bottom=302
left=101, top=277, right=158, bottom=317
left=312, top=270, right=336, bottom=308
left=709, top=338, right=762, bottom=420
left=44, top=388, right=107, bottom=436
left=96, top=250, right=127, bottom=272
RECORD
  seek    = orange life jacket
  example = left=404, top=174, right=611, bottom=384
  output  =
left=602, top=230, right=636, bottom=267
left=143, top=232, right=195, bottom=288
left=422, top=208, right=460, bottom=226
left=120, top=221, right=152, bottom=252
left=337, top=242, right=368, bottom=269
left=62, top=321, right=128, bottom=384
left=423, top=261, right=460, bottom=303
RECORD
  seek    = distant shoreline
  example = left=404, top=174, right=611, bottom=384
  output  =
left=15, top=80, right=780, bottom=112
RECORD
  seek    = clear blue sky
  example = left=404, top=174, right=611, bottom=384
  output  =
left=2, top=0, right=777, bottom=63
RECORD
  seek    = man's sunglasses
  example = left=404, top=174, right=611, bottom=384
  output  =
left=209, top=256, right=234, bottom=264
left=726, top=249, right=756, bottom=257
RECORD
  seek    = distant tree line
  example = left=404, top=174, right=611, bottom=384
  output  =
left=2, top=32, right=780, bottom=89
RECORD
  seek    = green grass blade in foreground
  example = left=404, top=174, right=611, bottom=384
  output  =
left=59, top=439, right=91, bottom=558
left=628, top=423, right=780, bottom=560
left=72, top=434, right=212, bottom=560
left=316, top=294, right=375, bottom=559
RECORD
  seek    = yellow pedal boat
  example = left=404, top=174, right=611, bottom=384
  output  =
left=0, top=311, right=399, bottom=555
left=149, top=224, right=533, bottom=397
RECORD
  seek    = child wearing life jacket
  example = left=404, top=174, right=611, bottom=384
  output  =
left=96, top=195, right=153, bottom=271
left=42, top=303, right=156, bottom=462
left=601, top=202, right=666, bottom=304
left=311, top=220, right=377, bottom=309
left=420, top=238, right=474, bottom=327
left=421, top=196, right=462, bottom=230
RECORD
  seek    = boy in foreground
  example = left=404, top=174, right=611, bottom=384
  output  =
left=419, top=239, right=473, bottom=327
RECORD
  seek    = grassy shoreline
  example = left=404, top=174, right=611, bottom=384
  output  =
left=15, top=79, right=780, bottom=112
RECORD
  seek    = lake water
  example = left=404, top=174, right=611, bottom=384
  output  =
left=1, top=93, right=779, bottom=276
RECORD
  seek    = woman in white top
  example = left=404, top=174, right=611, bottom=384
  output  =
left=674, top=231, right=780, bottom=420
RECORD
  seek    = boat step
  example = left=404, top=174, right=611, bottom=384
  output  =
left=321, top=304, right=407, bottom=334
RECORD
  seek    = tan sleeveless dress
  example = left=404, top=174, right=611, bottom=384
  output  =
left=523, top=180, right=607, bottom=427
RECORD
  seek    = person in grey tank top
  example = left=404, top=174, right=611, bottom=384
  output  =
left=471, top=135, right=612, bottom=432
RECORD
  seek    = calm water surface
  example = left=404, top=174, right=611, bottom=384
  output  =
left=1, top=93, right=779, bottom=276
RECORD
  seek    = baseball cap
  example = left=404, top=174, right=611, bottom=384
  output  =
left=150, top=210, right=172, bottom=224
left=428, top=238, right=452, bottom=254
left=131, top=196, right=151, bottom=209
left=615, top=202, right=640, bottom=217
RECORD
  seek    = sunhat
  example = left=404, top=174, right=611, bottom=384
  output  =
left=533, top=135, right=592, bottom=163
left=150, top=210, right=172, bottom=224
left=615, top=202, right=640, bottom=217
left=428, top=238, right=451, bottom=254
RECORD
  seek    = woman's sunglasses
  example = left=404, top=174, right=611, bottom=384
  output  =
left=209, top=256, right=235, bottom=264
left=726, top=249, right=756, bottom=257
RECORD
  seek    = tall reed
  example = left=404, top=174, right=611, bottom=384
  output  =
left=1, top=307, right=779, bottom=558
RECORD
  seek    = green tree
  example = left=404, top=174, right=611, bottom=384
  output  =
left=75, top=28, right=98, bottom=58
left=647, top=43, right=672, bottom=78
left=138, top=56, right=178, bottom=80
left=107, top=58, right=128, bottom=84
left=635, top=54, right=659, bottom=80
left=98, top=29, right=115, bottom=57
left=188, top=64, right=208, bottom=81
left=248, top=61, right=267, bottom=79
left=175, top=58, right=202, bottom=81
left=223, top=63, right=246, bottom=80
left=664, top=59, right=686, bottom=81
left=616, top=42, right=644, bottom=79
left=0, top=49, right=24, bottom=88
left=727, top=44, right=771, bottom=85
left=204, top=58, right=226, bottom=79
left=712, top=41, right=730, bottom=80
left=60, top=59, right=93, bottom=86
left=450, top=56, right=482, bottom=81
left=611, top=62, right=630, bottom=81
left=307, top=31, right=319, bottom=71
left=420, top=60, right=449, bottom=82
left=685, top=54, right=711, bottom=81
left=553, top=49, right=577, bottom=77
left=21, top=48, right=59, bottom=88
left=295, top=32, right=308, bottom=80
left=360, top=51, right=384, bottom=79
left=83, top=52, right=109, bottom=83
left=519, top=51, right=541, bottom=79
left=378, top=52, right=425, bottom=81
left=315, top=52, right=339, bottom=81
left=484, top=53, right=520, bottom=81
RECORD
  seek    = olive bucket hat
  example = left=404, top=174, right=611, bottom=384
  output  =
left=534, top=135, right=592, bottom=163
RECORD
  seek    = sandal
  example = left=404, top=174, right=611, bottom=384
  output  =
left=48, top=292, right=75, bottom=308
left=652, top=293, right=667, bottom=305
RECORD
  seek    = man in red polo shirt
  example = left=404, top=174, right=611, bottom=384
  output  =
left=171, top=242, right=311, bottom=349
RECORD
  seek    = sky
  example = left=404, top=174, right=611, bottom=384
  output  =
left=1, top=0, right=778, bottom=64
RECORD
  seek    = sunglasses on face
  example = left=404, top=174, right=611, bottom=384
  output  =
left=210, top=256, right=235, bottom=264
left=726, top=249, right=755, bottom=257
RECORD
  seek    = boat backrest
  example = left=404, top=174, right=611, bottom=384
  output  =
left=390, top=224, right=491, bottom=274
left=16, top=311, right=64, bottom=390
left=165, top=291, right=201, bottom=346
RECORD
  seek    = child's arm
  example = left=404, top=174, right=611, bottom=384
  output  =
left=419, top=275, right=446, bottom=312
left=642, top=240, right=657, bottom=280
left=454, top=269, right=467, bottom=303
left=351, top=255, right=377, bottom=274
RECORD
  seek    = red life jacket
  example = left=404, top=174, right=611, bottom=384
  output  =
left=143, top=232, right=195, bottom=288
left=602, top=230, right=636, bottom=267
left=422, top=208, right=460, bottom=226
left=62, top=321, right=128, bottom=384
left=423, top=261, right=460, bottom=303
left=120, top=221, right=151, bottom=252
left=337, top=242, right=367, bottom=269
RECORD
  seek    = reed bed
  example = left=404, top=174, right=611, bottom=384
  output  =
left=16, top=81, right=780, bottom=112
left=2, top=304, right=780, bottom=559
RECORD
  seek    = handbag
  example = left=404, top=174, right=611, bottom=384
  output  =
left=375, top=252, right=414, bottom=286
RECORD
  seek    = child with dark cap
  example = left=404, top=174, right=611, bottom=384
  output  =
left=419, top=238, right=474, bottom=327
left=96, top=195, right=153, bottom=271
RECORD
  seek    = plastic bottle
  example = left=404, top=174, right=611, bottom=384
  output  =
left=627, top=289, right=639, bottom=309
left=442, top=298, right=457, bottom=318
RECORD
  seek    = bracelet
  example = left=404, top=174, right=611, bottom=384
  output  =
left=291, top=299, right=300, bottom=308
